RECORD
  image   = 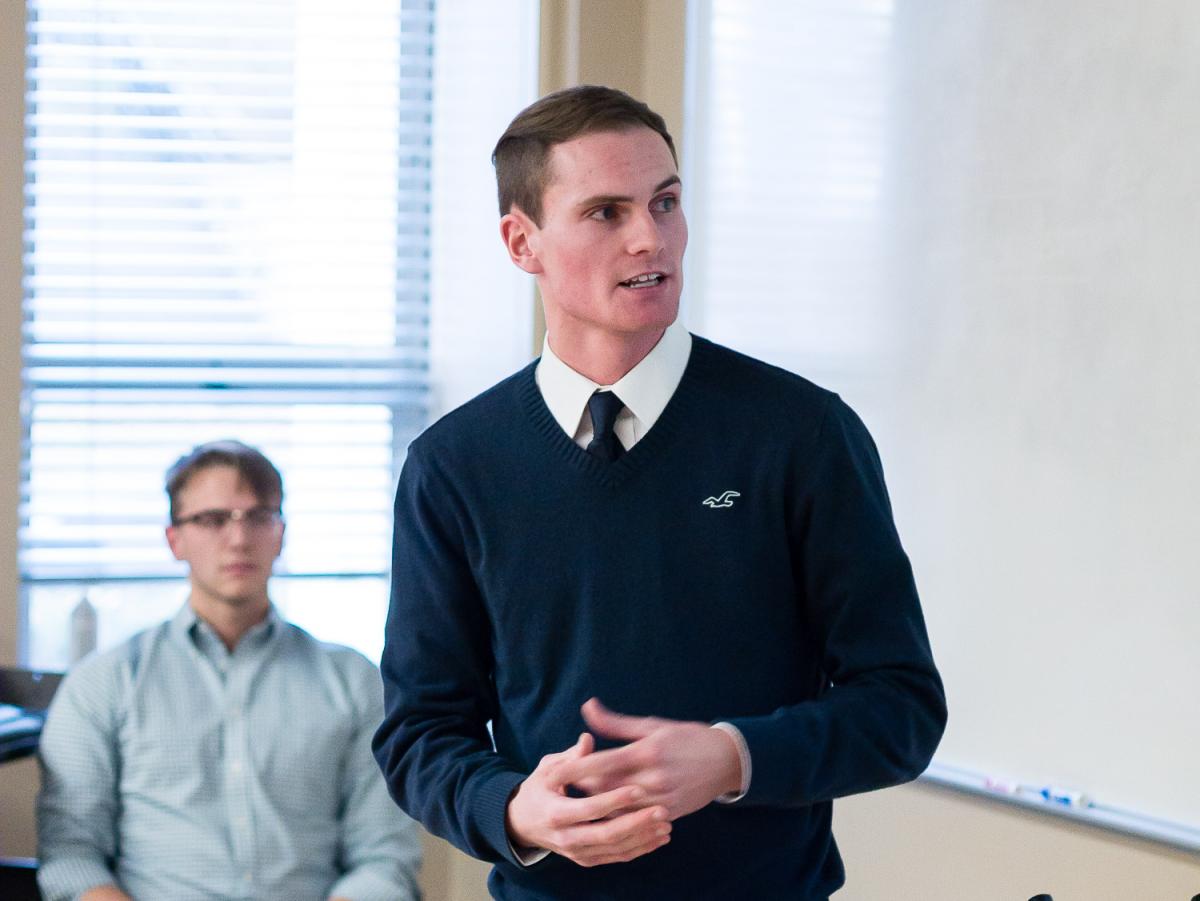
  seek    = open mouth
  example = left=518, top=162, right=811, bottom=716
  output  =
left=619, top=272, right=665, bottom=289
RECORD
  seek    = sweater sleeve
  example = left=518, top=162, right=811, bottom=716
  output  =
left=726, top=395, right=947, bottom=807
left=373, top=443, right=527, bottom=865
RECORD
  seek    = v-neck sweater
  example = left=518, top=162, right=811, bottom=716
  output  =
left=375, top=335, right=946, bottom=900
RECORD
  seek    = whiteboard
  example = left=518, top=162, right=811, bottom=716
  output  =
left=685, top=0, right=1200, bottom=844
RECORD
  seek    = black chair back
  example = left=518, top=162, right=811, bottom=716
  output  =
left=0, top=668, right=63, bottom=709
left=0, top=857, right=41, bottom=901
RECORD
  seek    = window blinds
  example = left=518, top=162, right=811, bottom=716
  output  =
left=684, top=0, right=893, bottom=382
left=21, top=0, right=434, bottom=581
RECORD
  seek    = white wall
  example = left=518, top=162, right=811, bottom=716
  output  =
left=836, top=782, right=1200, bottom=900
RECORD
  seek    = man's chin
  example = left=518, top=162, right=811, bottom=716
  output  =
left=220, top=593, right=263, bottom=607
left=612, top=298, right=680, bottom=333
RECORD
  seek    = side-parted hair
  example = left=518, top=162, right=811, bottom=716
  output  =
left=165, top=440, right=283, bottom=523
left=492, top=84, right=677, bottom=225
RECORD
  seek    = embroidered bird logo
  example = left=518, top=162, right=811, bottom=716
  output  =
left=702, top=490, right=741, bottom=509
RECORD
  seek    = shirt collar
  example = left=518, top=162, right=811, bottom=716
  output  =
left=171, top=600, right=281, bottom=657
left=535, top=321, right=692, bottom=438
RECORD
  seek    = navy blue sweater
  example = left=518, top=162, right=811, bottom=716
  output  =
left=374, top=336, right=946, bottom=900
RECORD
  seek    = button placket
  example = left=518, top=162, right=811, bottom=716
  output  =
left=222, top=650, right=257, bottom=888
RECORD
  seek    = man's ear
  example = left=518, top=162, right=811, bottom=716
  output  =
left=165, top=525, right=185, bottom=561
left=500, top=208, right=544, bottom=274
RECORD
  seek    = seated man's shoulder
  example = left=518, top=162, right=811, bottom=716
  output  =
left=46, top=619, right=173, bottom=720
left=270, top=628, right=388, bottom=728
left=277, top=623, right=380, bottom=686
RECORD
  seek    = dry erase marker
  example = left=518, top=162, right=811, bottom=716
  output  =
left=1039, top=786, right=1090, bottom=808
left=983, top=776, right=1019, bottom=796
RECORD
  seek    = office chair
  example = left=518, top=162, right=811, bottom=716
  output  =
left=0, top=857, right=41, bottom=900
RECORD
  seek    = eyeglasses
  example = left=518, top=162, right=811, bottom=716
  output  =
left=172, top=506, right=283, bottom=531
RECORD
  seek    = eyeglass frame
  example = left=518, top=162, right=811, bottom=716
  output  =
left=171, top=505, right=284, bottom=531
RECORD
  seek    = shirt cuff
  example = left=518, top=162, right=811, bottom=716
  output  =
left=509, top=840, right=552, bottom=867
left=499, top=774, right=551, bottom=867
left=710, top=721, right=752, bottom=803
left=35, top=857, right=120, bottom=901
left=328, top=868, right=416, bottom=901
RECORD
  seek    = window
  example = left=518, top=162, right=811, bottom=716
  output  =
left=20, top=0, right=538, bottom=668
left=682, top=0, right=893, bottom=388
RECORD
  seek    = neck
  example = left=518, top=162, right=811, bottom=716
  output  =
left=545, top=325, right=666, bottom=386
left=189, top=593, right=270, bottom=651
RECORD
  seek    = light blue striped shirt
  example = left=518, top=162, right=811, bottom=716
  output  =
left=37, top=604, right=421, bottom=901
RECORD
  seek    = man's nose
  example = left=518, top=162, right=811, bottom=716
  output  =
left=625, top=209, right=666, bottom=255
left=224, top=518, right=252, bottom=544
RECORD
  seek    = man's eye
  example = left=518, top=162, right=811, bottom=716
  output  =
left=245, top=508, right=278, bottom=527
left=196, top=511, right=229, bottom=529
left=589, top=205, right=618, bottom=221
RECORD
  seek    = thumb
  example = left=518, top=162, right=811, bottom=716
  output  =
left=581, top=697, right=656, bottom=741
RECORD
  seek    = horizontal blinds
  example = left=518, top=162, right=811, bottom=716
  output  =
left=21, top=0, right=434, bottom=581
left=686, top=0, right=892, bottom=380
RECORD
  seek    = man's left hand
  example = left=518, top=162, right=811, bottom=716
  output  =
left=555, top=698, right=743, bottom=822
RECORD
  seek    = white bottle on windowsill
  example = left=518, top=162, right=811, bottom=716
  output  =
left=69, top=593, right=98, bottom=664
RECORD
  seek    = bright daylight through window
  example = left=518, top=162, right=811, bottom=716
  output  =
left=21, top=0, right=435, bottom=667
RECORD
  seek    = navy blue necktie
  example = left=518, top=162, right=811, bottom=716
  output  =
left=586, top=391, right=625, bottom=462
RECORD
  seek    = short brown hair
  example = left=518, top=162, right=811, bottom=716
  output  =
left=492, top=84, right=677, bottom=225
left=165, top=440, right=283, bottom=523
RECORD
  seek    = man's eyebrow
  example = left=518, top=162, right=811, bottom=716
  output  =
left=575, top=175, right=682, bottom=211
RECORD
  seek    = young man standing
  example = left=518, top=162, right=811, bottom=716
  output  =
left=375, top=86, right=946, bottom=899
left=38, top=440, right=422, bottom=901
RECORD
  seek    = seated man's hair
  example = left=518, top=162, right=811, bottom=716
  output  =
left=492, top=84, right=677, bottom=225
left=165, top=440, right=283, bottom=522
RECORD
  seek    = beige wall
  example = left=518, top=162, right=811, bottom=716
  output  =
left=837, top=783, right=1199, bottom=901
left=538, top=0, right=685, bottom=144
left=531, top=0, right=687, bottom=351
left=1, top=0, right=32, bottom=863
left=3, top=3, right=1198, bottom=898
left=1, top=0, right=25, bottom=672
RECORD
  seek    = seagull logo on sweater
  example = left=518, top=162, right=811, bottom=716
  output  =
left=702, top=490, right=741, bottom=509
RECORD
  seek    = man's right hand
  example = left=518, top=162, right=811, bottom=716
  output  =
left=81, top=885, right=133, bottom=901
left=504, top=732, right=672, bottom=868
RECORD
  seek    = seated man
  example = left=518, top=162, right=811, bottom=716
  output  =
left=37, top=440, right=421, bottom=901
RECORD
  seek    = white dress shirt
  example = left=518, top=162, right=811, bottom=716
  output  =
left=535, top=320, right=693, bottom=452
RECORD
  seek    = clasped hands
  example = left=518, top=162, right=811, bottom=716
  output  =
left=504, top=698, right=743, bottom=868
